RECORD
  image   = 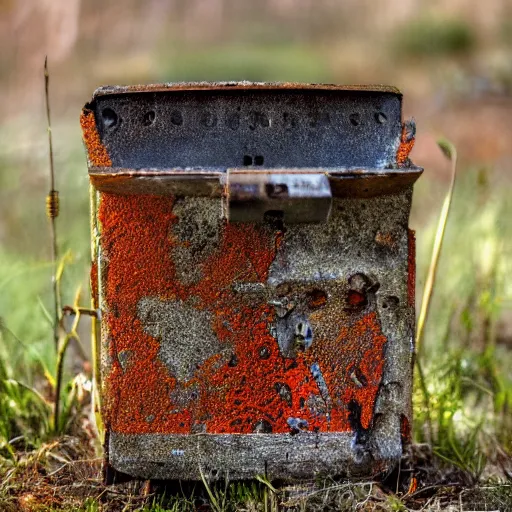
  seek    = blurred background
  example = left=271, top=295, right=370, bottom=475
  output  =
left=0, top=0, right=511, bottom=446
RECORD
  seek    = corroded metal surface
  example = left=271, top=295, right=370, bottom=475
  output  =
left=86, top=85, right=402, bottom=169
left=83, top=83, right=421, bottom=481
left=88, top=167, right=422, bottom=200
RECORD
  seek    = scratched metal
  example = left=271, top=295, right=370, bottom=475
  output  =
left=82, top=82, right=422, bottom=482
left=87, top=84, right=402, bottom=169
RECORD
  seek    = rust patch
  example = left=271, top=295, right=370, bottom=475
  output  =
left=307, top=289, right=328, bottom=310
left=375, top=231, right=396, bottom=248
left=90, top=261, right=99, bottom=310
left=407, top=229, right=416, bottom=307
left=80, top=109, right=112, bottom=167
left=308, top=311, right=387, bottom=430
left=99, top=194, right=388, bottom=435
left=90, top=174, right=131, bottom=189
left=396, top=120, right=416, bottom=167
left=400, top=413, right=411, bottom=443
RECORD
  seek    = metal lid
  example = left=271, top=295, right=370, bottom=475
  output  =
left=82, top=83, right=422, bottom=222
left=83, top=82, right=406, bottom=170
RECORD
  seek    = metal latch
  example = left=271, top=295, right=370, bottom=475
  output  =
left=227, top=171, right=332, bottom=223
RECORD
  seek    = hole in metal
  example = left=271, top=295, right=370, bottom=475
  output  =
left=283, top=112, right=296, bottom=129
left=275, top=382, right=293, bottom=406
left=307, top=289, right=328, bottom=309
left=227, top=113, right=240, bottom=130
left=253, top=419, right=273, bottom=433
left=347, top=290, right=367, bottom=308
left=143, top=111, right=155, bottom=126
left=349, top=113, right=360, bottom=126
left=263, top=210, right=285, bottom=231
left=201, top=111, right=217, bottom=127
left=170, top=110, right=183, bottom=126
left=375, top=112, right=387, bottom=124
left=259, top=346, right=271, bottom=359
left=102, top=108, right=118, bottom=129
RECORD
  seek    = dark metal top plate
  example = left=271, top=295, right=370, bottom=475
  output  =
left=87, top=83, right=403, bottom=170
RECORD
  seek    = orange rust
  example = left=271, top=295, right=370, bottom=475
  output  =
left=80, top=109, right=112, bottom=167
left=180, top=220, right=326, bottom=434
left=99, top=194, right=183, bottom=433
left=407, top=229, right=416, bottom=307
left=309, top=311, right=387, bottom=430
left=347, top=290, right=366, bottom=307
left=99, top=194, right=387, bottom=435
left=400, top=414, right=411, bottom=443
left=396, top=123, right=415, bottom=167
left=375, top=231, right=396, bottom=248
left=90, top=261, right=99, bottom=310
left=90, top=174, right=131, bottom=188
left=307, top=289, right=328, bottom=310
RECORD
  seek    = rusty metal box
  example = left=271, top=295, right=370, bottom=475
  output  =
left=81, top=83, right=422, bottom=481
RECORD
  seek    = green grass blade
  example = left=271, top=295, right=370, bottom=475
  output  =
left=199, top=465, right=221, bottom=512
left=416, top=138, right=458, bottom=357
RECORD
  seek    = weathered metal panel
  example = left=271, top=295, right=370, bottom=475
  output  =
left=86, top=84, right=401, bottom=169
left=82, top=82, right=421, bottom=481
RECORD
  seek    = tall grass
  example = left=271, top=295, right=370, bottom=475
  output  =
left=413, top=158, right=512, bottom=473
left=0, top=110, right=93, bottom=467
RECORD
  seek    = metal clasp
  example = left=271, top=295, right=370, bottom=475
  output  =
left=227, top=170, right=332, bottom=224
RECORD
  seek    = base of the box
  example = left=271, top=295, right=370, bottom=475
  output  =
left=108, top=431, right=400, bottom=481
